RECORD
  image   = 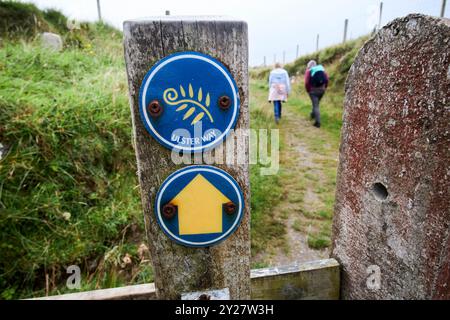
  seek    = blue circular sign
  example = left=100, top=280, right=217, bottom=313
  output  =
left=139, top=52, right=240, bottom=152
left=155, top=166, right=244, bottom=247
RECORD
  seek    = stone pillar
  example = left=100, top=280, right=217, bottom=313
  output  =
left=332, top=14, right=450, bottom=299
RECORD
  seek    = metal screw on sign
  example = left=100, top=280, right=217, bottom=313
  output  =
left=223, top=201, right=237, bottom=215
left=148, top=100, right=163, bottom=118
left=162, top=203, right=177, bottom=219
left=218, top=95, right=231, bottom=110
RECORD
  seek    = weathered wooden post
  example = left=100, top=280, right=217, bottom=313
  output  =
left=316, top=34, right=319, bottom=52
left=96, top=0, right=102, bottom=22
left=332, top=14, right=450, bottom=299
left=123, top=17, right=250, bottom=299
left=343, top=19, right=349, bottom=43
left=378, top=1, right=383, bottom=30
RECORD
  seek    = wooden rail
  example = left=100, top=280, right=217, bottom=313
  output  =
left=30, top=259, right=340, bottom=300
left=251, top=258, right=340, bottom=300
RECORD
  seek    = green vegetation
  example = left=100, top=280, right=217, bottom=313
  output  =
left=249, top=78, right=339, bottom=259
left=0, top=3, right=151, bottom=299
left=249, top=80, right=286, bottom=257
left=0, top=1, right=368, bottom=298
left=0, top=1, right=50, bottom=39
left=307, top=233, right=332, bottom=249
left=250, top=35, right=369, bottom=261
left=251, top=35, right=369, bottom=92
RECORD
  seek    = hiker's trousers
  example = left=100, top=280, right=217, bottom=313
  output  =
left=273, top=100, right=282, bottom=120
left=273, top=100, right=281, bottom=120
left=309, top=87, right=325, bottom=125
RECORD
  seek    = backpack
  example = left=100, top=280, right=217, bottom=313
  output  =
left=310, top=65, right=327, bottom=87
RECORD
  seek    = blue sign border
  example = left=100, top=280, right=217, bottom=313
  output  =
left=154, top=165, right=245, bottom=247
left=138, top=51, right=240, bottom=153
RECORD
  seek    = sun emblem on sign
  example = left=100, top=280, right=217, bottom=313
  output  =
left=163, top=84, right=214, bottom=126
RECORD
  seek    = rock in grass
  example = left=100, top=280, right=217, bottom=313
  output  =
left=41, top=32, right=63, bottom=51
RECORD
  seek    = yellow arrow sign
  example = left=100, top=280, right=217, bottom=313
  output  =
left=170, top=174, right=231, bottom=235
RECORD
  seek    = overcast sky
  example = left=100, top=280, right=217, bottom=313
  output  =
left=26, top=0, right=447, bottom=66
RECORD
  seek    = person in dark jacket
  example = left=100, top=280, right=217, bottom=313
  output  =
left=304, top=60, right=329, bottom=128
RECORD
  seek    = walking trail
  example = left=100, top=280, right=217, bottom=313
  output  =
left=254, top=99, right=340, bottom=267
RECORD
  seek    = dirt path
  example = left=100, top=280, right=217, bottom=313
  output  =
left=255, top=103, right=338, bottom=267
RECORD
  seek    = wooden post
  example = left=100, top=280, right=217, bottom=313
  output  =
left=378, top=1, right=383, bottom=30
left=316, top=34, right=319, bottom=52
left=441, top=0, right=447, bottom=17
left=263, top=55, right=266, bottom=67
left=296, top=44, right=299, bottom=59
left=123, top=17, right=250, bottom=299
left=96, top=0, right=102, bottom=22
left=343, top=19, right=348, bottom=43
left=283, top=51, right=286, bottom=64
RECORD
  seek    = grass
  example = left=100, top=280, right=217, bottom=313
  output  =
left=287, top=80, right=341, bottom=250
left=0, top=1, right=51, bottom=39
left=0, top=5, right=153, bottom=299
left=292, top=219, right=303, bottom=232
left=249, top=76, right=340, bottom=261
left=307, top=234, right=331, bottom=249
left=249, top=80, right=286, bottom=256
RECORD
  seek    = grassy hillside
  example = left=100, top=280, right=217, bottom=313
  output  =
left=0, top=2, right=152, bottom=299
left=251, top=35, right=369, bottom=93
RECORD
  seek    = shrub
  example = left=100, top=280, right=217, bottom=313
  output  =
left=0, top=1, right=49, bottom=39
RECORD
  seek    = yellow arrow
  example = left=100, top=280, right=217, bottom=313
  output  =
left=170, top=174, right=231, bottom=235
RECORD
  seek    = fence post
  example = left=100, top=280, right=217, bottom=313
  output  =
left=441, top=0, right=447, bottom=17
left=96, top=0, right=102, bottom=22
left=123, top=16, right=250, bottom=299
left=378, top=1, right=383, bottom=30
left=316, top=34, right=319, bottom=52
left=343, top=19, right=348, bottom=43
left=332, top=14, right=450, bottom=299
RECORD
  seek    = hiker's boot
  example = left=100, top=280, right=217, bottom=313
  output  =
left=313, top=122, right=321, bottom=128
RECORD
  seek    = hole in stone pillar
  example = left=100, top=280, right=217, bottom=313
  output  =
left=372, top=182, right=388, bottom=201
